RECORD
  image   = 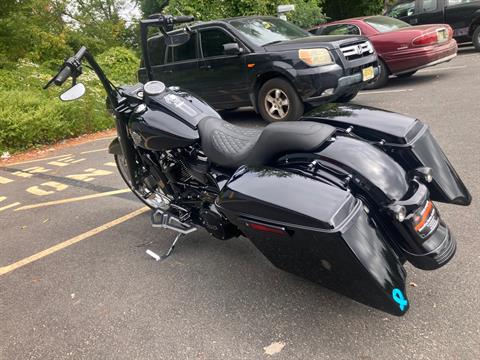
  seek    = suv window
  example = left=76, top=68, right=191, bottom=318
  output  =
left=447, top=0, right=473, bottom=5
left=322, top=24, right=361, bottom=35
left=148, top=36, right=167, bottom=66
left=422, top=0, right=438, bottom=11
left=200, top=29, right=235, bottom=58
left=388, top=1, right=416, bottom=18
left=166, top=34, right=197, bottom=63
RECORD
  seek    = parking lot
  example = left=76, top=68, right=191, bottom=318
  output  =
left=1, top=46, right=479, bottom=360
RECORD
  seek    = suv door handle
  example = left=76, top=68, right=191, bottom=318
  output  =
left=200, top=65, right=212, bottom=70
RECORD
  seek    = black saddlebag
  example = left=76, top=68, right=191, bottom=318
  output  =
left=302, top=104, right=471, bottom=206
left=217, top=167, right=410, bottom=316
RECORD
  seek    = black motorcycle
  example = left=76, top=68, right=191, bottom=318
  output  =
left=44, top=14, right=471, bottom=317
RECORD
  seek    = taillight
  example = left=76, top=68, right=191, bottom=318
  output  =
left=412, top=32, right=438, bottom=47
left=411, top=200, right=439, bottom=238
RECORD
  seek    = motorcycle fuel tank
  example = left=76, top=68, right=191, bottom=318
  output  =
left=128, top=82, right=221, bottom=152
left=217, top=167, right=410, bottom=316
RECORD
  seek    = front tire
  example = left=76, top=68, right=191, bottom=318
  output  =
left=258, top=78, right=304, bottom=122
left=364, top=59, right=389, bottom=90
left=473, top=26, right=480, bottom=51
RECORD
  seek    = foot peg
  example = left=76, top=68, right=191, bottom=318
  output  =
left=147, top=209, right=197, bottom=262
left=151, top=209, right=197, bottom=234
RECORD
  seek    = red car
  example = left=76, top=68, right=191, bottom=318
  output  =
left=309, top=16, right=457, bottom=89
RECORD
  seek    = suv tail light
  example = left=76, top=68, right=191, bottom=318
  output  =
left=412, top=32, right=438, bottom=47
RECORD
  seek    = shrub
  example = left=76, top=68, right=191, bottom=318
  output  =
left=0, top=47, right=139, bottom=153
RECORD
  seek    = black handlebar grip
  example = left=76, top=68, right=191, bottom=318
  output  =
left=173, top=15, right=194, bottom=24
left=53, top=65, right=72, bottom=86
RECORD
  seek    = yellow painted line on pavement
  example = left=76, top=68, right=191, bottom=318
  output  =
left=0, top=202, right=21, bottom=212
left=80, top=148, right=108, bottom=154
left=0, top=176, right=14, bottom=184
left=15, top=188, right=130, bottom=211
left=5, top=154, right=73, bottom=166
left=0, top=207, right=149, bottom=276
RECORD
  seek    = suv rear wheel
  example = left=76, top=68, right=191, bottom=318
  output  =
left=258, top=78, right=304, bottom=122
left=473, top=26, right=480, bottom=51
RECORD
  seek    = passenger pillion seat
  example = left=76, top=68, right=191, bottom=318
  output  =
left=198, top=117, right=336, bottom=168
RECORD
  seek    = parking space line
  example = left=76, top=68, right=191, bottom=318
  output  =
left=4, top=154, right=73, bottom=166
left=0, top=207, right=149, bottom=276
left=358, top=88, right=413, bottom=95
left=15, top=188, right=131, bottom=211
left=80, top=148, right=108, bottom=154
left=0, top=176, right=13, bottom=184
left=0, top=202, right=21, bottom=212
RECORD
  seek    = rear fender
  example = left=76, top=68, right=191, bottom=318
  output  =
left=301, top=104, right=471, bottom=205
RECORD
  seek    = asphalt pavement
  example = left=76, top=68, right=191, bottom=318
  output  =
left=1, top=46, right=479, bottom=360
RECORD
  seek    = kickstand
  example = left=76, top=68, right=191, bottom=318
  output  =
left=146, top=233, right=183, bottom=262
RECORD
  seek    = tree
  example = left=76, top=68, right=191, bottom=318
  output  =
left=62, top=0, right=139, bottom=54
left=323, top=0, right=384, bottom=21
left=0, top=0, right=70, bottom=65
left=138, top=0, right=326, bottom=28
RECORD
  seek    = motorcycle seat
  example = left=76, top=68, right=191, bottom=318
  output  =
left=198, top=116, right=336, bottom=168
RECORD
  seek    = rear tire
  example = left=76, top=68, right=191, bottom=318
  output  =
left=396, top=70, right=417, bottom=78
left=258, top=77, right=304, bottom=122
left=336, top=90, right=359, bottom=103
left=364, top=59, right=389, bottom=90
left=473, top=26, right=480, bottom=51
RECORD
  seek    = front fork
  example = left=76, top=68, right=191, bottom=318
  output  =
left=114, top=111, right=140, bottom=190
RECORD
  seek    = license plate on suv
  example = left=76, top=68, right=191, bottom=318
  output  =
left=362, top=66, right=374, bottom=81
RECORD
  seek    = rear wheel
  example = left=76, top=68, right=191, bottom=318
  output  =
left=473, top=26, right=480, bottom=51
left=364, top=59, right=389, bottom=90
left=114, top=153, right=170, bottom=210
left=258, top=78, right=304, bottom=122
left=396, top=70, right=417, bottom=78
left=336, top=90, right=359, bottom=103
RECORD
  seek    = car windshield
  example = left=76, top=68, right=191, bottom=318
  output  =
left=365, top=16, right=411, bottom=33
left=229, top=17, right=311, bottom=46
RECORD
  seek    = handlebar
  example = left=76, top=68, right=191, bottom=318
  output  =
left=44, top=46, right=87, bottom=89
left=172, top=15, right=194, bottom=24
left=142, top=14, right=194, bottom=27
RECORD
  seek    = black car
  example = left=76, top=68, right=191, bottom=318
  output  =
left=386, top=0, right=480, bottom=50
left=138, top=16, right=379, bottom=122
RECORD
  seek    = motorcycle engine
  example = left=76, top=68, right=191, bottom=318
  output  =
left=199, top=206, right=239, bottom=240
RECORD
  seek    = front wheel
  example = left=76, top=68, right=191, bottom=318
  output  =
left=258, top=78, right=304, bottom=122
left=364, top=59, right=389, bottom=90
left=114, top=153, right=170, bottom=210
left=473, top=26, right=480, bottom=51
